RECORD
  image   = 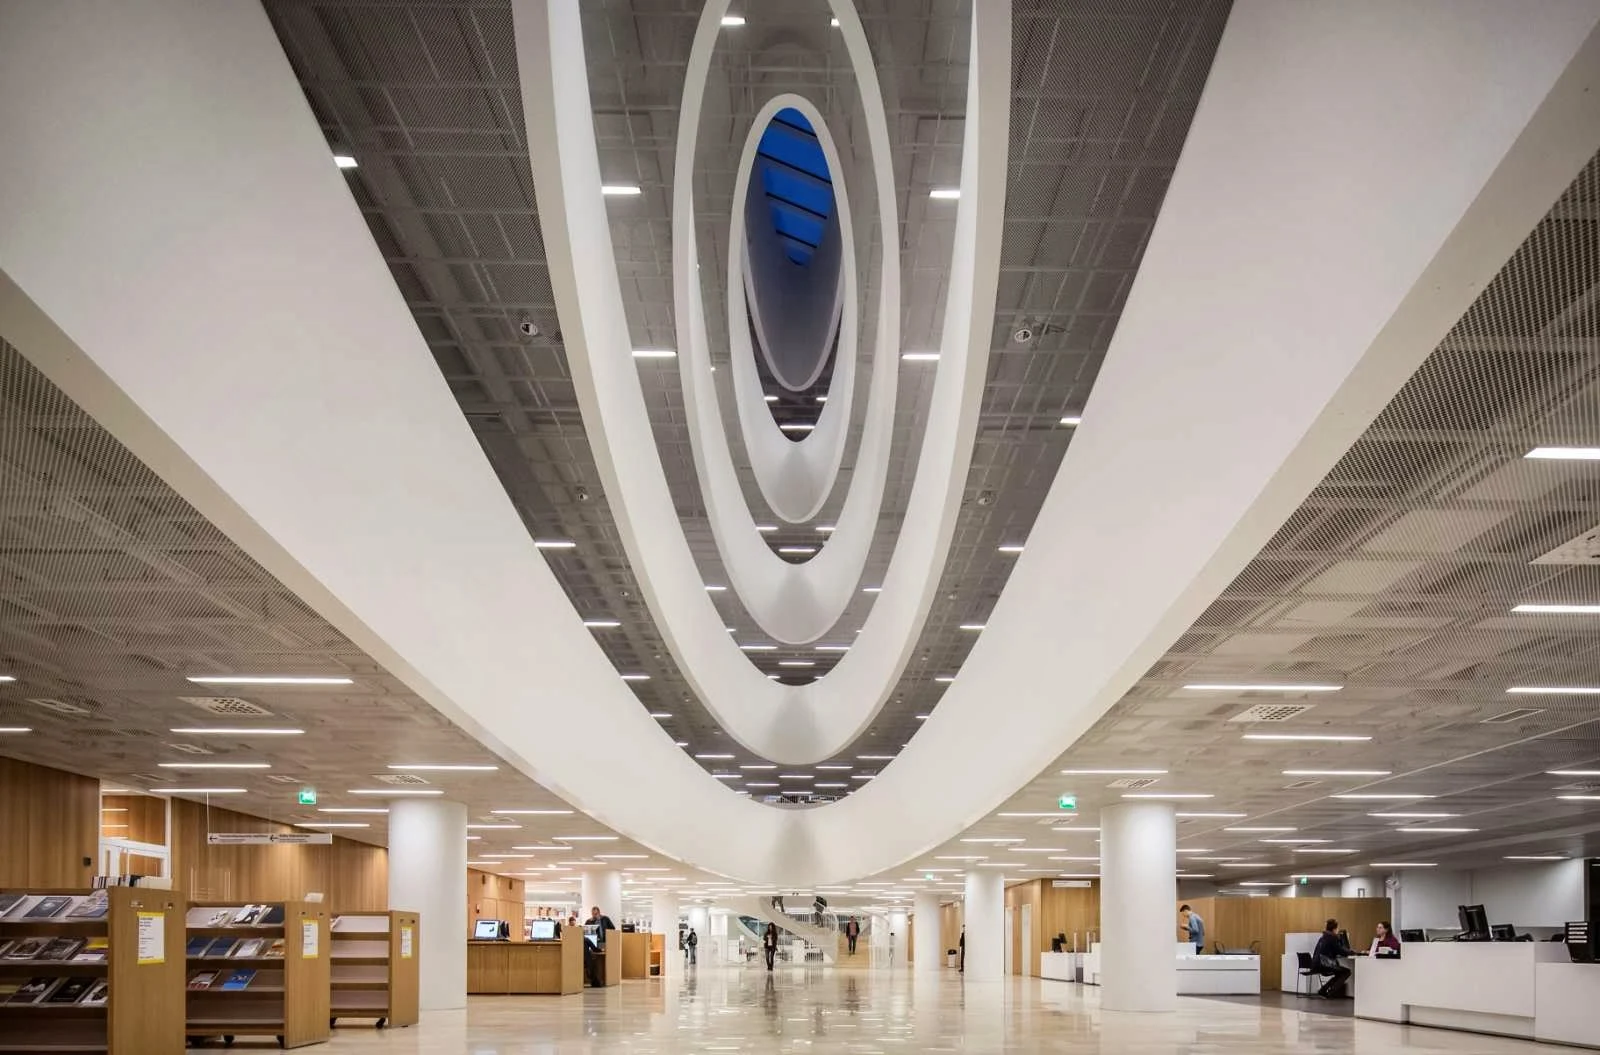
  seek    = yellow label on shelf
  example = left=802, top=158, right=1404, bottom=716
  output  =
left=400, top=925, right=413, bottom=959
left=301, top=918, right=319, bottom=958
left=136, top=912, right=165, bottom=965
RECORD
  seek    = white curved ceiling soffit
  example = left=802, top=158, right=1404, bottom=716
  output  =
left=519, top=0, right=998, bottom=762
left=2, top=0, right=1598, bottom=885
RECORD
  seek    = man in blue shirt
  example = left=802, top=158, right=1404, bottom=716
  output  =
left=1181, top=904, right=1204, bottom=954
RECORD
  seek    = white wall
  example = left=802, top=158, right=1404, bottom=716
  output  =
left=1340, top=876, right=1377, bottom=898
left=1392, top=862, right=1583, bottom=931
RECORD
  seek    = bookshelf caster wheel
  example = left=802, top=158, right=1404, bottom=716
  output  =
left=276, top=1036, right=285, bottom=1048
left=223, top=1037, right=235, bottom=1047
left=376, top=1017, right=387, bottom=1028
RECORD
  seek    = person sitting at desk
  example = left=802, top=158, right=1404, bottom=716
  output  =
left=1369, top=920, right=1400, bottom=956
left=1313, top=918, right=1353, bottom=998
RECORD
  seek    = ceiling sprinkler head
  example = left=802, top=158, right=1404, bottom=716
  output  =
left=1012, top=326, right=1035, bottom=344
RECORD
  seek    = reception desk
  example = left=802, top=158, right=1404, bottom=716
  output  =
left=1355, top=943, right=1600, bottom=1047
left=467, top=932, right=583, bottom=995
left=618, top=932, right=652, bottom=980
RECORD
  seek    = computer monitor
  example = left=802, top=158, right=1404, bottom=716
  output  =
left=1458, top=904, right=1490, bottom=939
left=530, top=919, right=558, bottom=941
left=474, top=919, right=504, bottom=940
left=1491, top=923, right=1517, bottom=941
left=1567, top=921, right=1595, bottom=964
left=1399, top=929, right=1425, bottom=944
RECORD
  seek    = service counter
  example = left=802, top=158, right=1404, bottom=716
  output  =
left=467, top=932, right=583, bottom=995
left=618, top=931, right=652, bottom=980
left=1048, top=944, right=1258, bottom=994
left=1355, top=943, right=1600, bottom=1047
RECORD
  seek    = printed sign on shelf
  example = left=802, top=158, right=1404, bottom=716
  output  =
left=301, top=918, right=320, bottom=959
left=400, top=926, right=414, bottom=959
left=136, top=912, right=165, bottom=965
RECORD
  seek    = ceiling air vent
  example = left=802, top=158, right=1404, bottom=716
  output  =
left=1107, top=777, right=1160, bottom=789
left=181, top=696, right=273, bottom=717
left=162, top=742, right=214, bottom=756
left=1283, top=780, right=1321, bottom=790
left=27, top=696, right=97, bottom=716
left=1228, top=703, right=1316, bottom=723
left=1532, top=523, right=1600, bottom=564
left=1556, top=781, right=1600, bottom=793
left=265, top=775, right=301, bottom=785
left=376, top=773, right=431, bottom=786
left=1482, top=708, right=1544, bottom=724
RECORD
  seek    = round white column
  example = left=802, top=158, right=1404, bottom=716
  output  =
left=651, top=893, right=680, bottom=975
left=1101, top=801, right=1177, bottom=1012
left=913, top=890, right=941, bottom=974
left=962, top=871, right=1004, bottom=981
left=581, top=869, right=623, bottom=924
left=387, top=797, right=468, bottom=1012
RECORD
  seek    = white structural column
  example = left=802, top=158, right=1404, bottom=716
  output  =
left=651, top=893, right=680, bottom=975
left=913, top=890, right=941, bottom=975
left=1101, top=802, right=1178, bottom=1012
left=962, top=872, right=1004, bottom=982
left=581, top=870, right=623, bottom=924
left=387, top=798, right=468, bottom=1012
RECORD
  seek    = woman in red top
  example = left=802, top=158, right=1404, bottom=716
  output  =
left=1371, top=920, right=1401, bottom=954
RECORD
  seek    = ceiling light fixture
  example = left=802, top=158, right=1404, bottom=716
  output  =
left=1525, top=447, right=1600, bottom=460
left=1060, top=768, right=1167, bottom=776
left=1182, top=683, right=1342, bottom=692
left=333, top=154, right=358, bottom=169
left=778, top=661, right=815, bottom=668
left=1369, top=862, right=1436, bottom=868
left=620, top=674, right=650, bottom=682
left=901, top=352, right=940, bottom=362
left=387, top=764, right=498, bottom=772
left=928, top=188, right=960, bottom=200
left=739, top=644, right=777, bottom=652
left=631, top=348, right=675, bottom=359
left=297, top=822, right=367, bottom=829
left=1508, top=686, right=1600, bottom=695
left=1243, top=733, right=1371, bottom=742
left=489, top=809, right=573, bottom=816
left=1547, top=769, right=1600, bottom=777
left=1557, top=795, right=1600, bottom=802
left=1368, top=812, right=1457, bottom=819
left=1122, top=793, right=1212, bottom=800
left=317, top=807, right=388, bottom=814
left=1059, top=416, right=1081, bottom=426
left=149, top=787, right=247, bottom=795
left=997, top=544, right=1024, bottom=555
left=1282, top=769, right=1391, bottom=777
left=0, top=727, right=32, bottom=734
left=1394, top=827, right=1479, bottom=834
left=601, top=184, right=642, bottom=196
left=779, top=423, right=816, bottom=433
left=156, top=762, right=270, bottom=770
left=1512, top=603, right=1600, bottom=614
left=695, top=754, right=735, bottom=760
left=186, top=676, right=352, bottom=686
left=1225, top=827, right=1296, bottom=833
left=862, top=586, right=882, bottom=593
left=347, top=789, right=443, bottom=796
left=720, top=14, right=746, bottom=26
left=554, top=835, right=619, bottom=842
left=648, top=712, right=672, bottom=720
left=1330, top=793, right=1433, bottom=800
left=465, top=824, right=521, bottom=830
left=1504, top=855, right=1567, bottom=861
left=815, top=764, right=852, bottom=771
left=777, top=547, right=817, bottom=555
left=533, top=539, right=575, bottom=550
left=1177, top=812, right=1248, bottom=819
left=168, top=727, right=305, bottom=736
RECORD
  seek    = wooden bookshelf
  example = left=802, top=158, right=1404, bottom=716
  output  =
left=183, top=900, right=329, bottom=1049
left=0, top=886, right=184, bottom=1054
left=329, top=910, right=419, bottom=1029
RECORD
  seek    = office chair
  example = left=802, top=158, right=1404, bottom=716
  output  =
left=1294, top=952, right=1316, bottom=997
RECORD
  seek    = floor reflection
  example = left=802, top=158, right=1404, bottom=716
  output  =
left=304, top=965, right=1574, bottom=1054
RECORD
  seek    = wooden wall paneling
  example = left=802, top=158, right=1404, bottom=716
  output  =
left=1201, top=896, right=1392, bottom=989
left=1038, top=880, right=1100, bottom=952
left=169, top=798, right=386, bottom=908
left=102, top=793, right=166, bottom=846
left=467, top=869, right=526, bottom=940
left=0, top=756, right=98, bottom=887
left=940, top=902, right=963, bottom=966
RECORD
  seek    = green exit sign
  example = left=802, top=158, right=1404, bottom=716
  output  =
left=1057, top=794, right=1077, bottom=811
left=1298, top=876, right=1309, bottom=886
left=297, top=788, right=317, bottom=806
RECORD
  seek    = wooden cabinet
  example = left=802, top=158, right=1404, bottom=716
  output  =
left=330, top=910, right=419, bottom=1029
left=184, top=900, right=330, bottom=1049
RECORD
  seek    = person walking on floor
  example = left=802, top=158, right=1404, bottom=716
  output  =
left=763, top=921, right=779, bottom=971
left=844, top=916, right=860, bottom=956
left=958, top=927, right=965, bottom=973
left=686, top=927, right=698, bottom=966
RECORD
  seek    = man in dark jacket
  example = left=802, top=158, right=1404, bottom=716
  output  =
left=845, top=917, right=861, bottom=955
left=1312, top=918, right=1352, bottom=997
left=763, top=922, right=779, bottom=970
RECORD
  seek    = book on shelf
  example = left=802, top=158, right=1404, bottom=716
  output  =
left=187, top=971, right=219, bottom=991
left=204, top=909, right=233, bottom=927
left=204, top=939, right=240, bottom=958
left=0, top=940, right=13, bottom=958
left=8, top=977, right=63, bottom=1004
left=36, top=937, right=86, bottom=961
left=185, top=936, right=213, bottom=958
left=66, top=891, right=110, bottom=920
left=218, top=968, right=256, bottom=991
left=263, top=938, right=285, bottom=959
left=71, top=937, right=109, bottom=963
left=80, top=979, right=109, bottom=1007
left=230, top=904, right=266, bottom=926
left=231, top=938, right=266, bottom=958
left=45, top=977, right=95, bottom=1005
left=3, top=938, right=48, bottom=960
left=257, top=904, right=285, bottom=926
left=0, top=893, right=27, bottom=918
left=22, top=895, right=73, bottom=920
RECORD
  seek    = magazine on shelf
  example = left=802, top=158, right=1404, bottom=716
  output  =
left=231, top=905, right=265, bottom=926
left=204, top=938, right=240, bottom=958
left=263, top=938, right=285, bottom=958
left=3, top=938, right=48, bottom=960
left=187, top=971, right=219, bottom=991
left=22, top=896, right=73, bottom=920
left=67, top=892, right=110, bottom=920
left=80, top=979, right=109, bottom=1007
left=0, top=893, right=27, bottom=918
left=36, top=937, right=86, bottom=961
left=71, top=937, right=109, bottom=963
left=232, top=938, right=266, bottom=958
left=205, top=909, right=233, bottom=927
left=8, top=977, right=63, bottom=1004
left=257, top=904, right=285, bottom=926
left=45, top=977, right=94, bottom=1005
left=185, top=937, right=213, bottom=958
left=218, top=968, right=256, bottom=991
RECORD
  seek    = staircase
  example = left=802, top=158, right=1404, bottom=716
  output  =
left=729, top=898, right=839, bottom=963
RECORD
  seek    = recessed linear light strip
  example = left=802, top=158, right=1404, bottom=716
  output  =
left=186, top=675, right=353, bottom=685
left=1182, top=683, right=1342, bottom=692
left=157, top=762, right=270, bottom=770
left=170, top=727, right=305, bottom=736
left=387, top=764, right=498, bottom=772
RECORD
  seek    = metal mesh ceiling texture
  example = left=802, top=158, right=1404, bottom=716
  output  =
left=0, top=338, right=722, bottom=900
left=877, top=152, right=1600, bottom=898
left=262, top=0, right=1232, bottom=800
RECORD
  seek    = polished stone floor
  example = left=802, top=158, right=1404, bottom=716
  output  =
left=303, top=965, right=1569, bottom=1054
